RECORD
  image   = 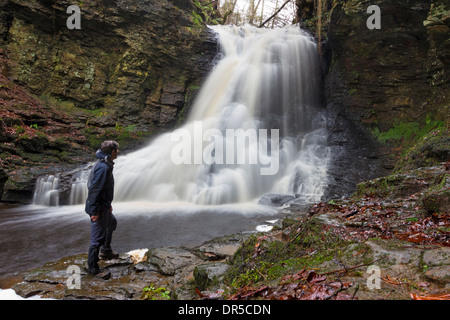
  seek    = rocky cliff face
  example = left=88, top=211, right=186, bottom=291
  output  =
left=324, top=0, right=448, bottom=130
left=0, top=0, right=217, bottom=202
left=311, top=0, right=450, bottom=199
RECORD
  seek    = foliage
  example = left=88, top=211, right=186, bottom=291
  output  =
left=192, top=0, right=221, bottom=26
left=224, top=216, right=354, bottom=289
left=228, top=269, right=356, bottom=300
left=141, top=284, right=171, bottom=300
left=371, top=116, right=443, bottom=150
left=393, top=126, right=449, bottom=173
left=216, top=0, right=297, bottom=28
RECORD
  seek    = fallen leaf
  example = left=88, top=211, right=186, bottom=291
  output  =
left=417, top=282, right=430, bottom=288
left=410, top=292, right=450, bottom=300
left=306, top=271, right=327, bottom=284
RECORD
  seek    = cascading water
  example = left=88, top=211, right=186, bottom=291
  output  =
left=33, top=24, right=329, bottom=206
left=113, top=24, right=330, bottom=205
left=69, top=169, right=90, bottom=205
left=32, top=175, right=60, bottom=206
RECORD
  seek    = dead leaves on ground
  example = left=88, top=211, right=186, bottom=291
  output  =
left=410, top=292, right=450, bottom=300
left=228, top=270, right=356, bottom=300
left=309, top=198, right=450, bottom=247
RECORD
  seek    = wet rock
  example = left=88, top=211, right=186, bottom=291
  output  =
left=147, top=247, right=203, bottom=276
left=12, top=252, right=169, bottom=300
left=324, top=0, right=447, bottom=133
left=9, top=229, right=252, bottom=300
left=423, top=247, right=450, bottom=268
left=365, top=239, right=423, bottom=267
left=424, top=266, right=450, bottom=285
left=2, top=0, right=217, bottom=133
left=1, top=168, right=36, bottom=203
left=354, top=164, right=448, bottom=200
left=195, top=233, right=249, bottom=261
left=258, top=193, right=295, bottom=207
left=318, top=0, right=448, bottom=201
left=194, top=262, right=229, bottom=291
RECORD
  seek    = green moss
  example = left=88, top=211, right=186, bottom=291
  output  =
left=371, top=118, right=443, bottom=145
left=419, top=173, right=449, bottom=214
left=348, top=88, right=358, bottom=96
left=354, top=174, right=404, bottom=198
left=82, top=124, right=155, bottom=151
left=394, top=126, right=449, bottom=173
left=224, top=216, right=355, bottom=290
left=191, top=0, right=221, bottom=27
left=14, top=125, right=26, bottom=135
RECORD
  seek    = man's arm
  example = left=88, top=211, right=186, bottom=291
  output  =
left=85, top=165, right=108, bottom=218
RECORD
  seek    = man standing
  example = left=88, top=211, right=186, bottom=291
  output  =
left=85, top=140, right=119, bottom=279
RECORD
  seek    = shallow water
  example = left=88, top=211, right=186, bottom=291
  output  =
left=0, top=202, right=280, bottom=283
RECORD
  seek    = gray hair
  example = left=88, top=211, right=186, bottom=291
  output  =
left=100, top=140, right=119, bottom=154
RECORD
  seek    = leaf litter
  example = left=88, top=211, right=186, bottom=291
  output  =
left=228, top=269, right=356, bottom=300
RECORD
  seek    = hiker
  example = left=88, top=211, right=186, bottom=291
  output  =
left=85, top=140, right=120, bottom=279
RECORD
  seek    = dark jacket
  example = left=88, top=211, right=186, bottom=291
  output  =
left=85, top=150, right=115, bottom=217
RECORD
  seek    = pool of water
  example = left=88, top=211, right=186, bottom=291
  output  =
left=0, top=201, right=281, bottom=285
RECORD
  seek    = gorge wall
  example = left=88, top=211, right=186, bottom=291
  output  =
left=323, top=0, right=448, bottom=129
left=300, top=0, right=449, bottom=199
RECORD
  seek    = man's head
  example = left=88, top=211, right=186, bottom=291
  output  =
left=100, top=140, right=119, bottom=160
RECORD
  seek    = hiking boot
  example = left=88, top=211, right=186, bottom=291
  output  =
left=85, top=267, right=111, bottom=280
left=99, top=251, right=119, bottom=260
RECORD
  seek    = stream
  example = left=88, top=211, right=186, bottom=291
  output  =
left=0, top=202, right=281, bottom=282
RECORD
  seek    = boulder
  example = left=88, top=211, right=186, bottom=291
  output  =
left=147, top=247, right=203, bottom=276
left=258, top=193, right=295, bottom=207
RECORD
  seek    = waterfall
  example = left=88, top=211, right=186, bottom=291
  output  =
left=32, top=165, right=92, bottom=206
left=33, top=175, right=60, bottom=206
left=113, top=24, right=329, bottom=205
left=68, top=169, right=90, bottom=205
left=33, top=24, right=330, bottom=206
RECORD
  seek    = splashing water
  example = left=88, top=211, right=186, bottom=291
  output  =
left=33, top=24, right=330, bottom=206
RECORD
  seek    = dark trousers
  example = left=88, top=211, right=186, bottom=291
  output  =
left=87, top=208, right=117, bottom=272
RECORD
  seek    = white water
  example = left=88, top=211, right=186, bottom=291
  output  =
left=33, top=24, right=329, bottom=206
left=32, top=175, right=59, bottom=206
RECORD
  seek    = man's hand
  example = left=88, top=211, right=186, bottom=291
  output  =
left=91, top=215, right=99, bottom=222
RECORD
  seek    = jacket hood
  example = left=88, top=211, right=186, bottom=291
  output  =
left=96, top=149, right=109, bottom=160
left=95, top=149, right=114, bottom=166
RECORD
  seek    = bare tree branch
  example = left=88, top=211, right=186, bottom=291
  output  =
left=222, top=0, right=238, bottom=24
left=258, top=0, right=292, bottom=28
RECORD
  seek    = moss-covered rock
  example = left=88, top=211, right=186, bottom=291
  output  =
left=394, top=126, right=449, bottom=173
left=223, top=215, right=357, bottom=289
left=193, top=262, right=229, bottom=291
